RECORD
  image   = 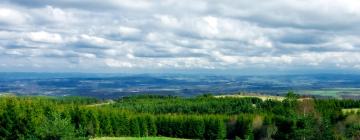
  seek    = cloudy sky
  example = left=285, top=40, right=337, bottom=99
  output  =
left=0, top=0, right=360, bottom=74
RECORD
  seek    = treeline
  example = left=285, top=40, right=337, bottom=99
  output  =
left=0, top=96, right=233, bottom=139
left=113, top=95, right=262, bottom=114
left=0, top=94, right=360, bottom=139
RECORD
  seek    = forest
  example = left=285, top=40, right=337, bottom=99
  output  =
left=0, top=93, right=360, bottom=140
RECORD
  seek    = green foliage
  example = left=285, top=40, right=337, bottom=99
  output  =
left=112, top=96, right=258, bottom=114
left=36, top=111, right=75, bottom=139
left=146, top=116, right=157, bottom=136
left=99, top=111, right=113, bottom=136
left=111, top=113, right=130, bottom=137
left=346, top=123, right=360, bottom=139
left=285, top=91, right=299, bottom=100
left=204, top=117, right=226, bottom=140
left=129, top=117, right=141, bottom=137
left=0, top=95, right=358, bottom=139
left=138, top=116, right=149, bottom=137
left=185, top=116, right=205, bottom=139
left=292, top=116, right=317, bottom=140
left=235, top=115, right=254, bottom=139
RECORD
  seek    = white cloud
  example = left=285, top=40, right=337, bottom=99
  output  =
left=31, top=5, right=77, bottom=25
left=77, top=52, right=97, bottom=59
left=0, top=8, right=28, bottom=25
left=105, top=58, right=134, bottom=68
left=118, top=26, right=141, bottom=36
left=155, top=15, right=180, bottom=28
left=27, top=31, right=63, bottom=44
left=110, top=0, right=153, bottom=9
left=0, top=31, right=20, bottom=39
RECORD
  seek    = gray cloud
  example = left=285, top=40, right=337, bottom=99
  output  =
left=0, top=0, right=360, bottom=73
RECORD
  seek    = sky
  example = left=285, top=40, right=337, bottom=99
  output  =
left=0, top=0, right=360, bottom=74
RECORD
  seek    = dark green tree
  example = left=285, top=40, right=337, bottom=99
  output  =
left=36, top=111, right=75, bottom=140
left=129, top=117, right=140, bottom=137
left=146, top=116, right=157, bottom=136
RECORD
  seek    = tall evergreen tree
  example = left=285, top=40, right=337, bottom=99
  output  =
left=146, top=116, right=157, bottom=136
left=129, top=117, right=140, bottom=137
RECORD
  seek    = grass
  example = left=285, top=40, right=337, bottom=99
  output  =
left=90, top=137, right=188, bottom=140
left=215, top=94, right=285, bottom=101
left=298, top=88, right=360, bottom=98
left=298, top=90, right=340, bottom=98
left=87, top=100, right=115, bottom=107
left=342, top=108, right=360, bottom=114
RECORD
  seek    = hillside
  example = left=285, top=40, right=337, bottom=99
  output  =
left=0, top=93, right=359, bottom=139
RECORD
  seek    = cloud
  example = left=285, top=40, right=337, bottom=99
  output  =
left=105, top=58, right=134, bottom=68
left=0, top=0, right=359, bottom=73
left=118, top=26, right=141, bottom=36
left=32, top=5, right=76, bottom=24
left=0, top=7, right=28, bottom=25
left=27, top=31, right=63, bottom=44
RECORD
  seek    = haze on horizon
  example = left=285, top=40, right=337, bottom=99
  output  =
left=0, top=0, right=360, bottom=74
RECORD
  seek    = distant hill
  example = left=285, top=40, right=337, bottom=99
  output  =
left=1, top=73, right=360, bottom=98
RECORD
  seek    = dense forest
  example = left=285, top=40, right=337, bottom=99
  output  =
left=0, top=93, right=360, bottom=140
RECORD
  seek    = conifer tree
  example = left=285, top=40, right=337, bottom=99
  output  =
left=129, top=117, right=140, bottom=137
left=147, top=116, right=157, bottom=136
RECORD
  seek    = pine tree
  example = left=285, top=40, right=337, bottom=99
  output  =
left=0, top=98, right=17, bottom=139
left=112, top=113, right=130, bottom=136
left=186, top=116, right=205, bottom=139
left=99, top=111, right=113, bottom=136
left=147, top=116, right=157, bottom=136
left=236, top=116, right=254, bottom=140
left=138, top=116, right=149, bottom=137
left=129, top=117, right=140, bottom=137
left=217, top=118, right=227, bottom=140
left=36, top=111, right=75, bottom=139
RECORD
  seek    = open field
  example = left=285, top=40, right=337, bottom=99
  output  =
left=298, top=90, right=340, bottom=98
left=215, top=94, right=286, bottom=101
left=298, top=88, right=360, bottom=98
left=87, top=100, right=115, bottom=107
left=342, top=108, right=360, bottom=114
left=91, top=137, right=188, bottom=140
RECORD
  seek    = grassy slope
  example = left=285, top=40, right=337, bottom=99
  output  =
left=87, top=100, right=115, bottom=107
left=342, top=108, right=360, bottom=114
left=215, top=94, right=285, bottom=101
left=298, top=88, right=360, bottom=98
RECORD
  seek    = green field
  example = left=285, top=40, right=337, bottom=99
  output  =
left=91, top=137, right=187, bottom=140
left=298, top=88, right=360, bottom=98
left=342, top=108, right=360, bottom=114
left=215, top=94, right=285, bottom=101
